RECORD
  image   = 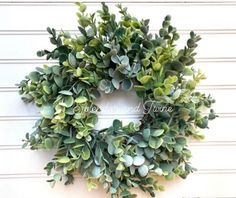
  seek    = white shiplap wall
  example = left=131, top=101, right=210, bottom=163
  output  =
left=0, top=1, right=236, bottom=198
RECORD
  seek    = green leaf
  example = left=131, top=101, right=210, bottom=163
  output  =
left=139, top=75, right=152, bottom=84
left=176, top=137, right=186, bottom=145
left=138, top=164, right=149, bottom=177
left=123, top=155, right=133, bottom=167
left=29, top=71, right=40, bottom=82
left=76, top=67, right=82, bottom=77
left=120, top=55, right=129, bottom=66
left=75, top=96, right=88, bottom=104
left=82, top=146, right=90, bottom=160
left=138, top=141, right=148, bottom=148
left=43, top=85, right=51, bottom=94
left=77, top=2, right=87, bottom=12
left=91, top=166, right=101, bottom=178
left=64, top=138, right=76, bottom=144
left=57, top=156, right=70, bottom=164
left=64, top=96, right=74, bottom=108
left=68, top=53, right=77, bottom=66
left=111, top=55, right=120, bottom=64
left=59, top=90, right=73, bottom=96
left=54, top=76, right=63, bottom=87
left=121, top=79, right=133, bottom=91
left=113, top=119, right=122, bottom=130
left=144, top=148, right=154, bottom=159
left=133, top=155, right=145, bottom=166
left=89, top=38, right=100, bottom=47
left=172, top=89, right=181, bottom=100
left=120, top=190, right=131, bottom=197
left=143, top=129, right=150, bottom=141
left=141, top=59, right=150, bottom=67
left=170, top=61, right=184, bottom=72
left=134, top=85, right=146, bottom=91
left=154, top=167, right=163, bottom=176
left=160, top=163, right=174, bottom=173
left=53, top=173, right=62, bottom=182
left=112, top=79, right=120, bottom=89
left=152, top=129, right=164, bottom=137
left=40, top=104, right=54, bottom=119
left=45, top=138, right=53, bottom=149
left=148, top=137, right=163, bottom=149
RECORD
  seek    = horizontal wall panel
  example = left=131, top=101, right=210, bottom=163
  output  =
left=3, top=0, right=236, bottom=3
left=0, top=61, right=236, bottom=88
left=0, top=176, right=110, bottom=198
left=0, top=33, right=236, bottom=59
left=0, top=117, right=235, bottom=146
left=0, top=173, right=236, bottom=198
left=0, top=89, right=234, bottom=117
left=0, top=145, right=236, bottom=174
left=1, top=4, right=236, bottom=31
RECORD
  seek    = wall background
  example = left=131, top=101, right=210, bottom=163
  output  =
left=0, top=0, right=236, bottom=197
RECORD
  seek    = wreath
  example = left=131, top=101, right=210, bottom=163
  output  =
left=18, top=2, right=217, bottom=198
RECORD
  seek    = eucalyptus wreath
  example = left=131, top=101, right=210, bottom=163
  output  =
left=18, top=2, right=217, bottom=198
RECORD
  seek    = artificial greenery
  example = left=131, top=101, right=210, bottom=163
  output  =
left=18, top=2, right=217, bottom=197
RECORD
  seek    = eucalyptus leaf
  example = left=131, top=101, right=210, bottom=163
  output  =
left=40, top=104, right=54, bottom=119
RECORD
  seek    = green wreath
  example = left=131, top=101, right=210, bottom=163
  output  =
left=18, top=2, right=217, bottom=198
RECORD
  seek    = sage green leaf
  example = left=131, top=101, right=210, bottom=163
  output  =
left=82, top=146, right=90, bottom=160
left=148, top=137, right=163, bottom=149
left=143, top=128, right=150, bottom=141
left=138, top=164, right=149, bottom=177
left=53, top=173, right=62, bottom=182
left=179, top=108, right=191, bottom=121
left=170, top=61, right=184, bottom=72
left=111, top=55, right=120, bottom=64
left=172, top=89, right=181, bottom=100
left=176, top=137, right=186, bottom=145
left=154, top=167, right=163, bottom=176
left=166, top=172, right=176, bottom=180
left=144, top=148, right=154, bottom=159
left=64, top=96, right=74, bottom=108
left=121, top=79, right=133, bottom=91
left=196, top=117, right=209, bottom=129
left=138, top=141, right=148, bottom=148
left=75, top=96, right=88, bottom=104
left=54, top=76, right=63, bottom=87
left=44, top=138, right=53, bottom=149
left=76, top=52, right=84, bottom=59
left=29, top=71, right=40, bottom=82
left=133, top=155, right=145, bottom=166
left=59, top=90, right=73, bottom=96
left=57, top=156, right=70, bottom=164
left=40, top=104, right=54, bottom=119
left=160, top=163, right=174, bottom=173
left=68, top=53, right=77, bottom=66
left=113, top=119, right=122, bottom=130
left=91, top=166, right=101, bottom=178
left=123, top=155, right=133, bottom=167
left=64, top=138, right=76, bottom=144
left=120, top=191, right=131, bottom=197
left=112, top=79, right=120, bottom=89
left=120, top=55, right=129, bottom=66
left=52, top=66, right=61, bottom=75
left=152, top=129, right=164, bottom=137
